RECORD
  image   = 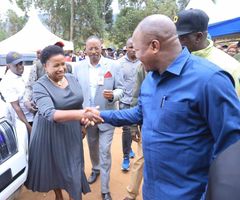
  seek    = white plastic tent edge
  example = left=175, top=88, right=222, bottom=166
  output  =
left=0, top=12, right=74, bottom=54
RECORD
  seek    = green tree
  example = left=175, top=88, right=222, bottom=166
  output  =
left=177, top=0, right=190, bottom=11
left=6, top=9, right=27, bottom=36
left=21, top=0, right=112, bottom=48
left=4, top=0, right=178, bottom=48
left=9, top=0, right=110, bottom=48
left=73, top=0, right=105, bottom=47
left=112, top=7, right=144, bottom=47
left=15, top=0, right=32, bottom=13
left=104, top=0, right=114, bottom=31
left=112, top=0, right=177, bottom=47
left=0, top=19, right=7, bottom=41
left=0, top=8, right=27, bottom=41
left=118, top=0, right=145, bottom=9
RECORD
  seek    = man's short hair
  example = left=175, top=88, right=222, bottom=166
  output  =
left=86, top=35, right=101, bottom=43
left=174, top=9, right=209, bottom=36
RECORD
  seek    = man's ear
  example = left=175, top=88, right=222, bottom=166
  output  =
left=150, top=40, right=160, bottom=53
left=195, top=32, right=204, bottom=43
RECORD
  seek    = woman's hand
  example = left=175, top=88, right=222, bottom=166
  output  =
left=81, top=106, right=104, bottom=128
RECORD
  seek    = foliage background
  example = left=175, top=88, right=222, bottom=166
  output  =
left=0, top=0, right=190, bottom=49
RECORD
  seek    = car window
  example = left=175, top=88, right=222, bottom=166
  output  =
left=0, top=118, right=18, bottom=164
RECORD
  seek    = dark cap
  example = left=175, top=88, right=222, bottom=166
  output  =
left=6, top=51, right=24, bottom=65
left=107, top=47, right=115, bottom=51
left=174, top=9, right=209, bottom=36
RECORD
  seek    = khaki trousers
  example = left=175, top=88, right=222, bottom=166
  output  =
left=126, top=138, right=144, bottom=199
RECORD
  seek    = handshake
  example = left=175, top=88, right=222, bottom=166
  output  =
left=81, top=106, right=104, bottom=128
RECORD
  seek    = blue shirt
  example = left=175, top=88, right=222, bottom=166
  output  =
left=101, top=48, right=240, bottom=200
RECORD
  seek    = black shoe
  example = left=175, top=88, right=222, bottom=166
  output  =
left=87, top=171, right=100, bottom=184
left=102, top=192, right=112, bottom=200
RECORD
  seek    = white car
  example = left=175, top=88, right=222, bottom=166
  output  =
left=0, top=99, right=28, bottom=200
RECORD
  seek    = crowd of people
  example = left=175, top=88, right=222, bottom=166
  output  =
left=64, top=45, right=128, bottom=63
left=1, top=8, right=240, bottom=200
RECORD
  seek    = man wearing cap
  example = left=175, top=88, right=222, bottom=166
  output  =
left=175, top=8, right=240, bottom=97
left=0, top=51, right=34, bottom=135
left=106, top=47, right=116, bottom=59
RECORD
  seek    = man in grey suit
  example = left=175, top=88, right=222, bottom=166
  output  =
left=73, top=36, right=124, bottom=200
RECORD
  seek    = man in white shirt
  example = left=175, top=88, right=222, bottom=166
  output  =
left=0, top=51, right=34, bottom=135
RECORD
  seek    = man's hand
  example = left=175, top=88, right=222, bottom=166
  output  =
left=81, top=106, right=104, bottom=128
left=24, top=101, right=38, bottom=114
left=131, top=126, right=141, bottom=142
left=26, top=123, right=32, bottom=135
left=85, top=106, right=100, bottom=115
left=103, top=90, right=114, bottom=101
left=81, top=126, right=87, bottom=139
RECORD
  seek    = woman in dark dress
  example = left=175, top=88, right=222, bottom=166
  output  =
left=25, top=45, right=103, bottom=200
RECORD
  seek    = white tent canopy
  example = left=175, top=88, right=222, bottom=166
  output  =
left=0, top=12, right=73, bottom=53
left=186, top=0, right=240, bottom=25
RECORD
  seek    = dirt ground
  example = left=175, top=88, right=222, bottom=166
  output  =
left=16, top=128, right=143, bottom=200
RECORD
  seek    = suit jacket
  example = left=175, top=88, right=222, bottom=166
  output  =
left=73, top=56, right=124, bottom=131
left=206, top=141, right=240, bottom=200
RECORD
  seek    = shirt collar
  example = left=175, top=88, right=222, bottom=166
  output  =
left=192, top=39, right=213, bottom=58
left=165, top=47, right=190, bottom=76
left=6, top=70, right=21, bottom=79
left=151, top=48, right=190, bottom=81
left=87, top=56, right=104, bottom=68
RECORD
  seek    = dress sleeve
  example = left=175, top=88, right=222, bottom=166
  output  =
left=33, top=82, right=56, bottom=121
